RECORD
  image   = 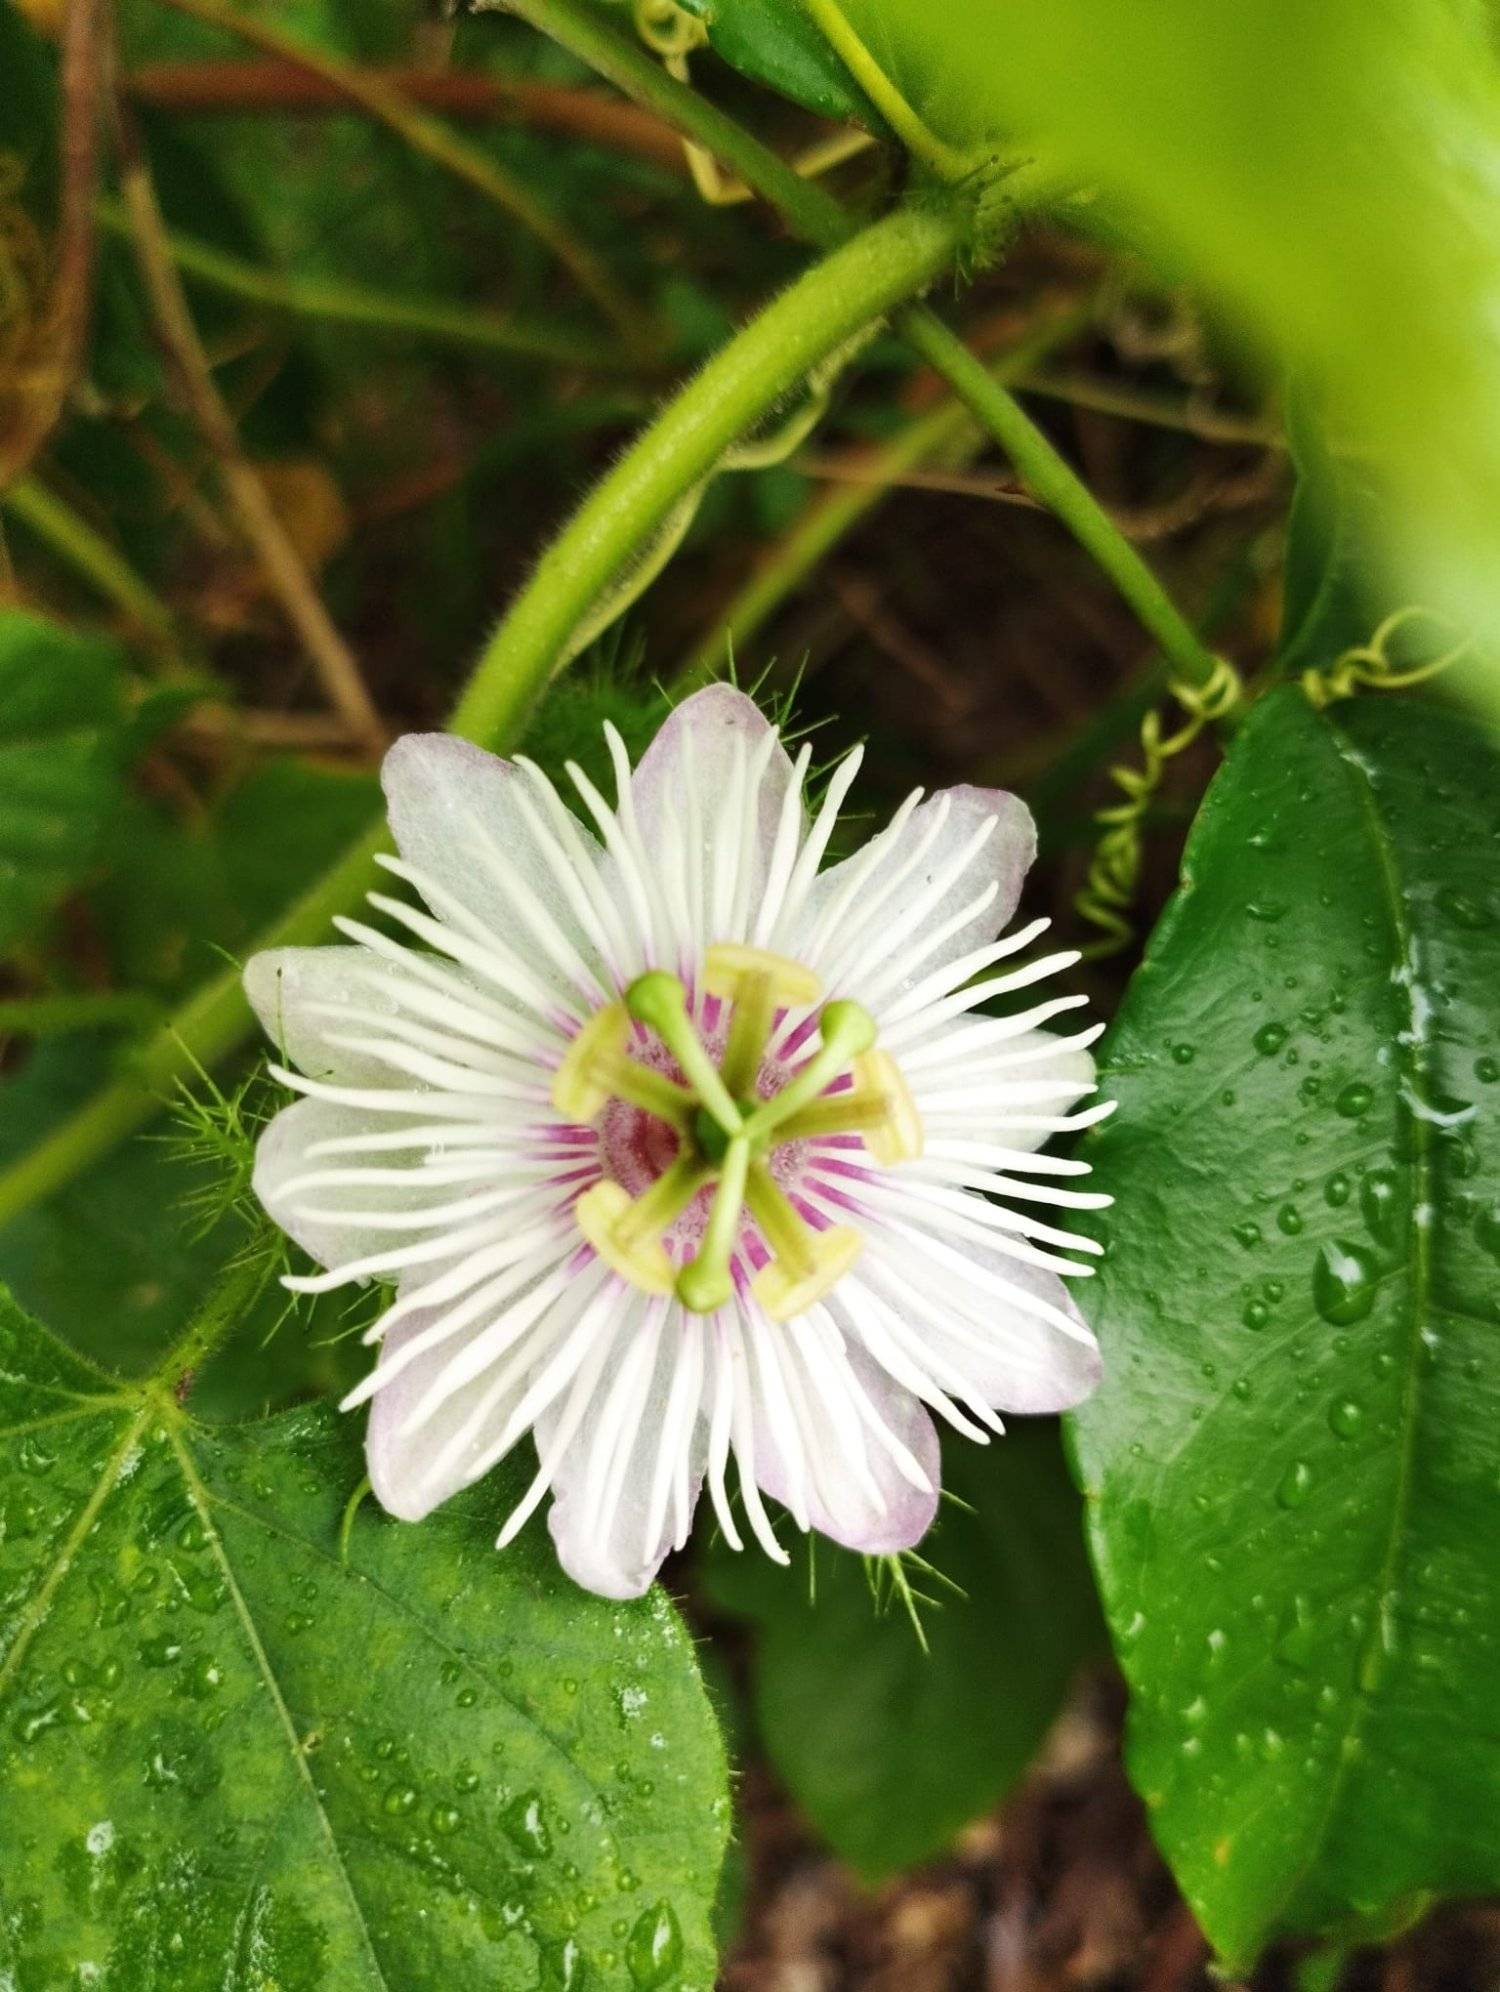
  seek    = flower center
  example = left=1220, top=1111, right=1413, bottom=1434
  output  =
left=551, top=945, right=922, bottom=1319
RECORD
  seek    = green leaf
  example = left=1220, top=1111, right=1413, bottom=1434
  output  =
left=0, top=611, right=126, bottom=956
left=676, top=0, right=876, bottom=124
left=1069, top=688, right=1500, bottom=1966
left=0, top=1284, right=729, bottom=1987
left=705, top=1428, right=1100, bottom=1878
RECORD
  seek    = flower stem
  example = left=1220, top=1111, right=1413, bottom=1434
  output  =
left=484, top=0, right=854, bottom=250
left=0, top=200, right=961, bottom=1230
left=151, top=1229, right=281, bottom=1400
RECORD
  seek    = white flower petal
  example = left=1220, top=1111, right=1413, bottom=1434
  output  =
left=365, top=1306, right=499, bottom=1522
left=541, top=1302, right=708, bottom=1599
left=252, top=1094, right=437, bottom=1267
left=245, top=946, right=419, bottom=1084
left=748, top=1318, right=941, bottom=1554
left=793, top=783, right=1035, bottom=1010
left=912, top=1023, right=1100, bottom=1154
left=628, top=686, right=799, bottom=946
left=851, top=1221, right=1103, bottom=1416
left=382, top=732, right=609, bottom=999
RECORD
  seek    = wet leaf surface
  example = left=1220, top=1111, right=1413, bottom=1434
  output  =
left=0, top=1291, right=728, bottom=1988
left=1069, top=690, right=1500, bottom=1965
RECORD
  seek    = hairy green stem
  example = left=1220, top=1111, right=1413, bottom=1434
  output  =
left=93, top=200, right=633, bottom=372
left=151, top=1229, right=281, bottom=1396
left=0, top=200, right=959, bottom=1229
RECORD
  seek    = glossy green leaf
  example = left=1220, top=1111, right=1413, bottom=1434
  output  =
left=1069, top=689, right=1500, bottom=1966
left=0, top=612, right=126, bottom=955
left=705, top=1429, right=1100, bottom=1878
left=0, top=1285, right=729, bottom=1988
left=676, top=0, right=873, bottom=124
left=697, top=0, right=1500, bottom=689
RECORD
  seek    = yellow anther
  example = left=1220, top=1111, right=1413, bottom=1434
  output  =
left=551, top=1002, right=629, bottom=1123
left=752, top=1226, right=864, bottom=1322
left=703, top=944, right=822, bottom=1008
left=852, top=1050, right=923, bottom=1164
left=575, top=1182, right=675, bottom=1295
left=707, top=944, right=821, bottom=1097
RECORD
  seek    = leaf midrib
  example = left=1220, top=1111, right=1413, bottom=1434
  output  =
left=0, top=1397, right=152, bottom=1692
left=164, top=1419, right=397, bottom=1992
left=1273, top=709, right=1435, bottom=1920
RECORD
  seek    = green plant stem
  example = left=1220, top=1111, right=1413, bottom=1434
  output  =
left=449, top=199, right=960, bottom=745
left=93, top=200, right=637, bottom=373
left=1, top=476, right=181, bottom=655
left=494, top=0, right=1221, bottom=697
left=893, top=312, right=1223, bottom=690
left=797, top=0, right=969, bottom=181
left=0, top=991, right=164, bottom=1037
left=150, top=1229, right=280, bottom=1394
left=677, top=303, right=1091, bottom=686
left=157, top=0, right=655, bottom=355
left=0, top=201, right=960, bottom=1230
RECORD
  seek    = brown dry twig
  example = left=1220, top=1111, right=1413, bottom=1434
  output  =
left=112, top=105, right=386, bottom=753
left=0, top=0, right=106, bottom=491
left=124, top=59, right=690, bottom=174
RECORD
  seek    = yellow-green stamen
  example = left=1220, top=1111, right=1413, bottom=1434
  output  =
left=570, top=967, right=918, bottom=1312
left=741, top=999, right=878, bottom=1144
left=626, top=970, right=741, bottom=1137
left=706, top=944, right=822, bottom=1096
left=775, top=1087, right=897, bottom=1142
left=676, top=1135, right=750, bottom=1314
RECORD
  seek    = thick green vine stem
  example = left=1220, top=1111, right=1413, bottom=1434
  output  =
left=0, top=200, right=962, bottom=1230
